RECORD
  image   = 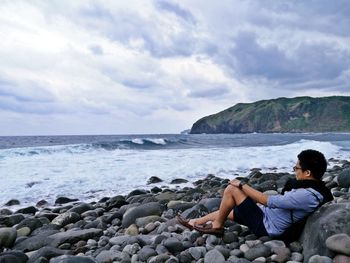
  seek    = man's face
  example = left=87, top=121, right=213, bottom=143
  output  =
left=294, top=160, right=306, bottom=180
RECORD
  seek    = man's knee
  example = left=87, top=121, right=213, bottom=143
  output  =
left=224, top=184, right=239, bottom=195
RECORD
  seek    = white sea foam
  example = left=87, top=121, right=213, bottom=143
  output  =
left=0, top=139, right=348, bottom=207
left=127, top=138, right=167, bottom=145
left=131, top=138, right=144, bottom=144
left=146, top=138, right=167, bottom=145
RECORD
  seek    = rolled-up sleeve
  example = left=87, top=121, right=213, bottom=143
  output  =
left=267, top=189, right=322, bottom=210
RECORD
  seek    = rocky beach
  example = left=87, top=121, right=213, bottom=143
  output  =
left=1, top=159, right=350, bottom=263
left=2, top=0, right=350, bottom=262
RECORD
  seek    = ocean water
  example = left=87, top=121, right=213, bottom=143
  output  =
left=0, top=133, right=350, bottom=208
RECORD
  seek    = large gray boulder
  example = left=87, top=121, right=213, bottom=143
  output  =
left=27, top=247, right=68, bottom=263
left=0, top=227, right=17, bottom=248
left=15, top=206, right=38, bottom=214
left=0, top=214, right=25, bottom=227
left=14, top=229, right=60, bottom=252
left=337, top=169, right=350, bottom=188
left=300, top=201, right=350, bottom=262
left=50, top=255, right=97, bottom=263
left=68, top=203, right=94, bottom=215
left=15, top=228, right=103, bottom=252
left=199, top=198, right=221, bottom=212
left=16, top=218, right=43, bottom=231
left=0, top=251, right=28, bottom=263
left=255, top=180, right=278, bottom=192
left=54, top=197, right=79, bottom=205
left=47, top=228, right=103, bottom=247
left=51, top=212, right=80, bottom=227
left=122, top=202, right=163, bottom=228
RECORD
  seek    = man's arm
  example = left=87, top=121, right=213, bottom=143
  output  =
left=229, top=179, right=268, bottom=206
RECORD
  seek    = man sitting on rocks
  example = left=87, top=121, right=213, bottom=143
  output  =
left=177, top=149, right=333, bottom=240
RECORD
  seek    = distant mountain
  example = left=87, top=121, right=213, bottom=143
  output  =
left=190, top=96, right=350, bottom=134
left=180, top=129, right=191, bottom=134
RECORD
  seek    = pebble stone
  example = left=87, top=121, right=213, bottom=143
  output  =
left=246, top=240, right=262, bottom=247
left=230, top=249, right=243, bottom=257
left=189, top=247, right=206, bottom=260
left=240, top=244, right=250, bottom=253
left=271, top=247, right=291, bottom=262
left=308, top=255, right=332, bottom=263
left=291, top=252, right=303, bottom=262
left=289, top=242, right=303, bottom=253
left=264, top=240, right=286, bottom=249
left=333, top=254, right=350, bottom=263
left=325, top=233, right=350, bottom=256
left=163, top=237, right=184, bottom=254
left=253, top=256, right=266, bottom=262
left=16, top=227, right=31, bottom=236
left=244, top=244, right=271, bottom=261
left=122, top=243, right=141, bottom=256
left=204, top=249, right=225, bottom=263
left=138, top=246, right=157, bottom=262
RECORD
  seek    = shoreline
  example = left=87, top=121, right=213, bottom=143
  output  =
left=0, top=161, right=349, bottom=262
left=1, top=158, right=348, bottom=211
left=1, top=133, right=349, bottom=209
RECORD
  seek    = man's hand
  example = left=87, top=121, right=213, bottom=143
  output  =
left=229, top=178, right=268, bottom=206
left=229, top=179, right=241, bottom=188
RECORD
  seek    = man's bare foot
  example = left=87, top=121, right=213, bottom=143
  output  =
left=188, top=219, right=197, bottom=227
left=189, top=219, right=214, bottom=227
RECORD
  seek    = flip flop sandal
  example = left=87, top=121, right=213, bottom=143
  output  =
left=194, top=223, right=224, bottom=236
left=176, top=214, right=194, bottom=230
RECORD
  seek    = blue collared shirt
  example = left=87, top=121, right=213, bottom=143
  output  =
left=260, top=188, right=323, bottom=236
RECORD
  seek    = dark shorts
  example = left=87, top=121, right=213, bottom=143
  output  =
left=233, top=197, right=269, bottom=237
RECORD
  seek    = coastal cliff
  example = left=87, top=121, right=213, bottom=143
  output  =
left=190, top=96, right=350, bottom=134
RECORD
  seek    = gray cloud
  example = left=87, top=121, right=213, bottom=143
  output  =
left=0, top=82, right=67, bottom=114
left=0, top=96, right=59, bottom=114
left=279, top=1, right=350, bottom=37
left=0, top=76, right=112, bottom=115
left=155, top=0, right=196, bottom=24
left=188, top=86, right=230, bottom=99
left=0, top=0, right=350, bottom=135
left=89, top=44, right=104, bottom=55
left=121, top=80, right=153, bottom=90
left=228, top=32, right=293, bottom=79
left=227, top=1, right=350, bottom=38
left=169, top=103, right=191, bottom=111
left=223, top=31, right=350, bottom=91
left=75, top=2, right=200, bottom=58
left=0, top=77, right=55, bottom=103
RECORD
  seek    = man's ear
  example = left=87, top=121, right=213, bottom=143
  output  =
left=305, top=170, right=312, bottom=177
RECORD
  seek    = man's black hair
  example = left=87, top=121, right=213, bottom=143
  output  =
left=297, top=149, right=327, bottom=180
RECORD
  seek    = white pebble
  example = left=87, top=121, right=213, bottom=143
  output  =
left=240, top=244, right=249, bottom=253
left=254, top=256, right=266, bottom=262
left=291, top=252, right=303, bottom=262
left=246, top=240, right=262, bottom=247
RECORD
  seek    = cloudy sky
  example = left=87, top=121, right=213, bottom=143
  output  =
left=0, top=0, right=349, bottom=135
